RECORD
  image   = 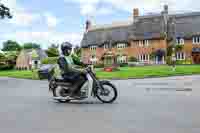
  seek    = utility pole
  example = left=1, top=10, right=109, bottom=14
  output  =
left=171, top=17, right=177, bottom=71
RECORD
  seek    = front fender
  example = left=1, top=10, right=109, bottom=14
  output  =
left=100, top=80, right=111, bottom=84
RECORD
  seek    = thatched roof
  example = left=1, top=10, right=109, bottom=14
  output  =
left=81, top=11, right=200, bottom=47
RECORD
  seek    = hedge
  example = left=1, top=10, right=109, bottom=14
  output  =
left=0, top=63, right=14, bottom=70
left=41, top=57, right=58, bottom=64
left=176, top=59, right=192, bottom=65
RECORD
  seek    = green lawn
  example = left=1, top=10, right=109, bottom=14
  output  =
left=96, top=65, right=200, bottom=79
left=0, top=70, right=38, bottom=79
left=1, top=65, right=200, bottom=80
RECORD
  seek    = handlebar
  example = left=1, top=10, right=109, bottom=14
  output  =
left=85, top=65, right=94, bottom=72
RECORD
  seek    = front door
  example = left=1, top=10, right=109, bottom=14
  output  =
left=104, top=57, right=113, bottom=66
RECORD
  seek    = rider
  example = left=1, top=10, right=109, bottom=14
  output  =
left=57, top=42, right=86, bottom=97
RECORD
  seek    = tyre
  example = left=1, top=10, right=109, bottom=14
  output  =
left=52, top=86, right=71, bottom=103
left=96, top=81, right=118, bottom=103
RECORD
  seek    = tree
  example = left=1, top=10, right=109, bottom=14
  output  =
left=2, top=40, right=21, bottom=51
left=46, top=44, right=59, bottom=57
left=23, top=43, right=41, bottom=49
left=0, top=2, right=12, bottom=19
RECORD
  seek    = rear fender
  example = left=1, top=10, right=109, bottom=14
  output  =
left=49, top=79, right=57, bottom=92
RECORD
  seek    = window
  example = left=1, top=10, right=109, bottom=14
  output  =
left=176, top=38, right=184, bottom=45
left=176, top=52, right=185, bottom=60
left=135, top=41, right=140, bottom=46
left=139, top=40, right=149, bottom=47
left=144, top=40, right=149, bottom=46
left=117, top=43, right=127, bottom=49
left=90, top=46, right=97, bottom=51
left=117, top=56, right=127, bottom=63
left=104, top=44, right=110, bottom=49
left=90, top=55, right=98, bottom=64
left=193, top=37, right=200, bottom=44
left=138, top=54, right=150, bottom=62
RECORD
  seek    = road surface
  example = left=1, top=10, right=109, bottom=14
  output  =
left=0, top=76, right=200, bottom=133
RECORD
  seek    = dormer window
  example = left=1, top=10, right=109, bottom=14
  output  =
left=193, top=36, right=200, bottom=44
left=90, top=45, right=97, bottom=51
left=104, top=44, right=110, bottom=49
left=176, top=38, right=184, bottom=45
left=138, top=40, right=149, bottom=47
left=117, top=43, right=127, bottom=49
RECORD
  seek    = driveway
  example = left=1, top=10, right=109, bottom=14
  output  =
left=0, top=76, right=200, bottom=133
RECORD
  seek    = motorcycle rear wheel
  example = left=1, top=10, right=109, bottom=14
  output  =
left=53, top=86, right=71, bottom=103
left=96, top=81, right=118, bottom=103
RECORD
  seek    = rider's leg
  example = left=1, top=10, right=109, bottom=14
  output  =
left=73, top=75, right=86, bottom=95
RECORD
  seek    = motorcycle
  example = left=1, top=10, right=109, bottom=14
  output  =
left=48, top=66, right=118, bottom=103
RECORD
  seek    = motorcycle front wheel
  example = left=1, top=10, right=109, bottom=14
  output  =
left=96, top=81, right=118, bottom=103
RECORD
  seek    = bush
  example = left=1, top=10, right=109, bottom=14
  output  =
left=0, top=63, right=14, bottom=70
left=41, top=57, right=58, bottom=64
left=94, top=63, right=104, bottom=68
left=185, top=59, right=192, bottom=64
left=176, top=60, right=184, bottom=65
left=176, top=59, right=192, bottom=65
left=128, top=56, right=138, bottom=62
left=119, top=63, right=128, bottom=67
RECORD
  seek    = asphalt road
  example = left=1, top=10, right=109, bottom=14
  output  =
left=0, top=76, right=200, bottom=133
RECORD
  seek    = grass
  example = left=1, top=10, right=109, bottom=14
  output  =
left=1, top=65, right=200, bottom=80
left=0, top=70, right=38, bottom=79
left=95, top=65, right=200, bottom=79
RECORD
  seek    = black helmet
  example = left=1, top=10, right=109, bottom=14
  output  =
left=61, top=42, right=73, bottom=55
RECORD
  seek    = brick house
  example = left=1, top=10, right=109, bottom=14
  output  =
left=81, top=5, right=200, bottom=65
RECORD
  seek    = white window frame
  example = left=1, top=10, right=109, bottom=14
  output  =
left=139, top=40, right=149, bottom=47
left=193, top=37, right=200, bottom=44
left=104, top=44, right=109, bottom=49
left=144, top=40, right=149, bottom=46
left=176, top=52, right=185, bottom=60
left=90, top=46, right=97, bottom=51
left=138, top=54, right=150, bottom=62
left=176, top=38, right=184, bottom=45
left=139, top=41, right=143, bottom=47
left=90, top=55, right=98, bottom=64
left=117, top=43, right=127, bottom=49
left=117, top=56, right=127, bottom=63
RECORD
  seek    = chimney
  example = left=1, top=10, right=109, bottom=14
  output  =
left=133, top=8, right=139, bottom=17
left=161, top=5, right=169, bottom=39
left=86, top=20, right=91, bottom=32
left=164, top=5, right=168, bottom=14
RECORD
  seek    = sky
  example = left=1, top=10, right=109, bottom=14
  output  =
left=0, top=0, right=199, bottom=49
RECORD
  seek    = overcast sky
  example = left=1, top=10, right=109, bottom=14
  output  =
left=0, top=0, right=199, bottom=49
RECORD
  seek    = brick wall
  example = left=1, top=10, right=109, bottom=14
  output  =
left=82, top=39, right=168, bottom=64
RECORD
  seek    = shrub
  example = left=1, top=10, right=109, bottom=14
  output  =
left=0, top=63, right=14, bottom=70
left=119, top=63, right=128, bottom=67
left=176, top=59, right=192, bottom=65
left=128, top=56, right=138, bottom=62
left=185, top=59, right=192, bottom=64
left=94, top=63, right=104, bottom=68
left=176, top=60, right=184, bottom=65
left=41, top=57, right=58, bottom=64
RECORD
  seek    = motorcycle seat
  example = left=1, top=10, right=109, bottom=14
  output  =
left=55, top=77, right=69, bottom=82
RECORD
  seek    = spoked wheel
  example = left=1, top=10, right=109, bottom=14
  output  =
left=53, top=86, right=71, bottom=103
left=96, top=81, right=118, bottom=103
